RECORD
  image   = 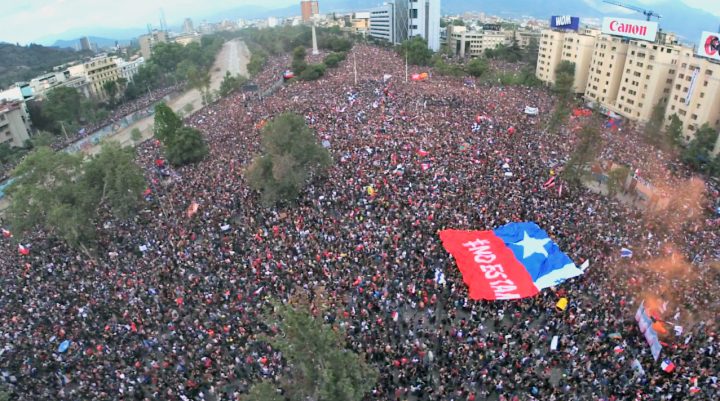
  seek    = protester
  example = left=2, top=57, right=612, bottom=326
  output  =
left=0, top=44, right=717, bottom=401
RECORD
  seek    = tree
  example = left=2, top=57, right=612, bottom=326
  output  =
left=247, top=304, right=378, bottom=401
left=554, top=60, right=576, bottom=99
left=466, top=58, right=489, bottom=77
left=292, top=46, right=308, bottom=75
left=682, top=123, right=719, bottom=172
left=607, top=166, right=630, bottom=197
left=432, top=56, right=463, bottom=77
left=6, top=143, right=144, bottom=248
left=300, top=64, right=326, bottom=81
left=130, top=128, right=143, bottom=144
left=102, top=79, right=119, bottom=101
left=323, top=52, right=346, bottom=68
left=153, top=102, right=183, bottom=143
left=666, top=113, right=684, bottom=147
left=82, top=142, right=146, bottom=219
left=562, top=122, right=602, bottom=185
left=243, top=382, right=285, bottom=401
left=643, top=101, right=666, bottom=145
left=452, top=19, right=466, bottom=26
left=525, top=37, right=539, bottom=68
left=29, top=131, right=55, bottom=148
left=398, top=36, right=433, bottom=66
left=44, top=86, right=83, bottom=125
left=246, top=113, right=331, bottom=205
left=165, top=126, right=209, bottom=166
left=219, top=71, right=247, bottom=97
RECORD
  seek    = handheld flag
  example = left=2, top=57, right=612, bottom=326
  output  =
left=18, top=244, right=29, bottom=256
left=661, top=359, right=675, bottom=373
left=2, top=229, right=11, bottom=238
left=439, top=222, right=584, bottom=300
left=620, top=248, right=633, bottom=258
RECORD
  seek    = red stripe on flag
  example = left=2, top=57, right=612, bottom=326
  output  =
left=439, top=229, right=538, bottom=300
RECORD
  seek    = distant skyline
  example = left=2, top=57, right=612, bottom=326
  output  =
left=0, top=0, right=299, bottom=44
left=2, top=0, right=720, bottom=45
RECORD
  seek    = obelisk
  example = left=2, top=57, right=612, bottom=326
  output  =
left=311, top=24, right=319, bottom=55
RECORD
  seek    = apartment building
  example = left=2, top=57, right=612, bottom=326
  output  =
left=67, top=54, right=120, bottom=99
left=0, top=101, right=32, bottom=147
left=665, top=53, right=720, bottom=149
left=369, top=4, right=394, bottom=43
left=536, top=29, right=566, bottom=85
left=561, top=28, right=600, bottom=92
left=585, top=35, right=629, bottom=108
left=610, top=40, right=687, bottom=122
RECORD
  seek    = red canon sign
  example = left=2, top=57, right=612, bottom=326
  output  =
left=602, top=17, right=658, bottom=41
left=609, top=20, right=647, bottom=36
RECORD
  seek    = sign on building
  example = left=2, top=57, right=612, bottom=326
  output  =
left=697, top=31, right=720, bottom=61
left=482, top=24, right=501, bottom=31
left=549, top=16, right=580, bottom=31
left=601, top=17, right=658, bottom=41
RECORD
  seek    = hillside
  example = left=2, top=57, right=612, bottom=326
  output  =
left=0, top=43, right=92, bottom=88
left=52, top=36, right=133, bottom=50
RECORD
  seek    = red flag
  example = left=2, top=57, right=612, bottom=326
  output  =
left=2, top=229, right=11, bottom=238
left=417, top=149, right=429, bottom=157
left=143, top=188, right=152, bottom=196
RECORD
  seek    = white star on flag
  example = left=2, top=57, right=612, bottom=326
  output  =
left=516, top=231, right=551, bottom=259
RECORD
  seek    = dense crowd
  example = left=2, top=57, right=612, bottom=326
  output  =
left=0, top=44, right=718, bottom=401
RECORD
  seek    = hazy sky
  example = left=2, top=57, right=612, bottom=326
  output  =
left=2, top=0, right=720, bottom=45
left=0, top=0, right=298, bottom=44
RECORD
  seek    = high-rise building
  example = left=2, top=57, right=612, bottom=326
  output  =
left=183, top=18, right=194, bottom=34
left=301, top=0, right=319, bottom=22
left=448, top=27, right=509, bottom=58
left=665, top=52, right=720, bottom=151
left=79, top=36, right=92, bottom=51
left=369, top=4, right=394, bottom=43
left=584, top=34, right=630, bottom=108
left=368, top=0, right=440, bottom=51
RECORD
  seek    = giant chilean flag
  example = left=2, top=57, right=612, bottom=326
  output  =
left=440, top=222, right=584, bottom=300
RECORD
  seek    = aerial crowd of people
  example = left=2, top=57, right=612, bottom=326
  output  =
left=0, top=43, right=718, bottom=401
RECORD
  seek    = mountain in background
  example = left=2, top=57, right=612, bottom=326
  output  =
left=0, top=43, right=92, bottom=88
left=52, top=36, right=134, bottom=50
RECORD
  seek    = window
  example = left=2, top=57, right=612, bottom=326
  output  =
left=705, top=69, right=713, bottom=76
left=700, top=92, right=705, bottom=98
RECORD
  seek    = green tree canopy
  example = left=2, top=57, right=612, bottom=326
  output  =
left=153, top=102, right=183, bottom=143
left=643, top=101, right=667, bottom=145
left=44, top=86, right=83, bottom=124
left=6, top=143, right=145, bottom=248
left=666, top=113, right=684, bottom=147
left=682, top=123, right=719, bottom=172
left=466, top=58, right=489, bottom=77
left=165, top=126, right=209, bottom=166
left=554, top=60, right=576, bottom=99
left=299, top=64, right=326, bottom=81
left=399, top=36, right=434, bottom=66
left=219, top=71, right=248, bottom=97
left=247, top=304, right=378, bottom=401
left=246, top=113, right=331, bottom=205
left=562, top=121, right=602, bottom=185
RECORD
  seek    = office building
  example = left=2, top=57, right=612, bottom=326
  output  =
left=368, top=0, right=440, bottom=51
left=0, top=101, right=32, bottom=147
left=449, top=27, right=508, bottom=58
left=301, top=0, right=320, bottom=22
left=183, top=18, right=194, bottom=34
left=138, top=30, right=168, bottom=59
left=369, top=4, right=394, bottom=43
left=0, top=84, right=33, bottom=103
left=67, top=54, right=120, bottom=99
left=665, top=53, right=720, bottom=151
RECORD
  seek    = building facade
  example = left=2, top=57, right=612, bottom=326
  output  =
left=449, top=28, right=508, bottom=58
left=584, top=34, right=630, bottom=108
left=609, top=40, right=686, bottom=122
left=369, top=4, right=394, bottom=43
left=115, top=57, right=145, bottom=82
left=561, top=28, right=599, bottom=93
left=138, top=30, right=168, bottom=59
left=301, top=1, right=320, bottom=22
left=0, top=101, right=32, bottom=147
left=665, top=53, right=720, bottom=149
left=368, top=0, right=440, bottom=51
left=67, top=54, right=120, bottom=99
left=536, top=29, right=566, bottom=85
